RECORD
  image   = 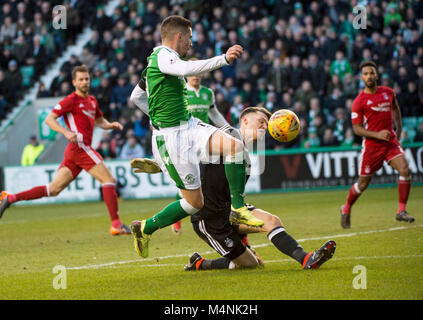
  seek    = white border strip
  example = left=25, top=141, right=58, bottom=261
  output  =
left=67, top=224, right=423, bottom=271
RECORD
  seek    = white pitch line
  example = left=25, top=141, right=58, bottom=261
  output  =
left=264, top=254, right=423, bottom=264
left=67, top=224, right=423, bottom=271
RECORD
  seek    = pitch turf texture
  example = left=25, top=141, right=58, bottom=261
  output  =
left=0, top=186, right=422, bottom=300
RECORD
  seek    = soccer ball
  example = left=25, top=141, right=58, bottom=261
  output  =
left=268, top=109, right=300, bottom=142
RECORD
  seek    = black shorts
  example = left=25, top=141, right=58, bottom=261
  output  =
left=191, top=203, right=256, bottom=260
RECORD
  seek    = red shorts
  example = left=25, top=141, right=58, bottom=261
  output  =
left=359, top=138, right=404, bottom=176
left=59, top=143, right=103, bottom=178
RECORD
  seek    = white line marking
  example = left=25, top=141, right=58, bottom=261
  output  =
left=67, top=224, right=423, bottom=271
left=264, top=254, right=423, bottom=264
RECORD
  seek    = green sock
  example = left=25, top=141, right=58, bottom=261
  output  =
left=144, top=200, right=189, bottom=235
left=224, top=159, right=246, bottom=209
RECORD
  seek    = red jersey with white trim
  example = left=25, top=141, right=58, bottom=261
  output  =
left=351, top=86, right=396, bottom=145
left=52, top=92, right=103, bottom=147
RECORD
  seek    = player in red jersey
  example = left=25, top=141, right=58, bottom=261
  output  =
left=340, top=61, right=414, bottom=228
left=0, top=65, right=131, bottom=236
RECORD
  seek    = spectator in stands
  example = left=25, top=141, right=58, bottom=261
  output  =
left=308, top=53, right=326, bottom=97
left=6, top=60, right=22, bottom=93
left=0, top=16, right=16, bottom=42
left=294, top=80, right=317, bottom=110
left=330, top=50, right=353, bottom=82
left=79, top=47, right=97, bottom=70
left=341, top=128, right=355, bottom=147
left=0, top=69, right=14, bottom=106
left=96, top=139, right=117, bottom=160
left=58, top=81, right=72, bottom=97
left=403, top=81, right=421, bottom=117
left=264, top=92, right=277, bottom=113
left=342, top=73, right=357, bottom=99
left=220, top=77, right=238, bottom=104
left=302, top=127, right=320, bottom=149
left=37, top=82, right=50, bottom=98
left=50, top=69, right=71, bottom=97
left=332, top=108, right=349, bottom=144
left=93, top=76, right=113, bottom=118
left=322, top=28, right=345, bottom=62
left=321, top=127, right=339, bottom=147
left=266, top=57, right=288, bottom=97
left=0, top=95, right=7, bottom=120
left=11, top=34, right=29, bottom=66
left=21, top=135, right=44, bottom=166
left=119, top=135, right=145, bottom=160
left=415, top=122, right=423, bottom=142
left=26, top=35, right=47, bottom=77
left=110, top=74, right=132, bottom=119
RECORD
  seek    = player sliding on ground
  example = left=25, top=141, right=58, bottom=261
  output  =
left=128, top=15, right=263, bottom=258
left=131, top=107, right=336, bottom=270
left=171, top=57, right=230, bottom=235
left=340, top=61, right=414, bottom=228
left=0, top=65, right=131, bottom=236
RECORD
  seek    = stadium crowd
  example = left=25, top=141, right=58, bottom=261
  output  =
left=1, top=0, right=423, bottom=159
left=0, top=0, right=106, bottom=121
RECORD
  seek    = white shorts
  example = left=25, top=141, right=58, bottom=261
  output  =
left=152, top=117, right=218, bottom=190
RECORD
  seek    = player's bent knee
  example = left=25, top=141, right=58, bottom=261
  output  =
left=232, top=139, right=244, bottom=155
left=180, top=198, right=201, bottom=214
left=398, top=167, right=410, bottom=178
left=49, top=186, right=63, bottom=197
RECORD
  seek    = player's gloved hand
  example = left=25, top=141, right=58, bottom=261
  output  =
left=130, top=158, right=162, bottom=174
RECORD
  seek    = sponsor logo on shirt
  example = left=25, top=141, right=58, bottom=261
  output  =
left=79, top=103, right=85, bottom=108
left=82, top=109, right=96, bottom=119
left=370, top=102, right=390, bottom=112
left=54, top=104, right=61, bottom=110
left=367, top=100, right=373, bottom=105
left=351, top=112, right=358, bottom=119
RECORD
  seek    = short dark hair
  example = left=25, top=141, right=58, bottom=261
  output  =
left=160, top=15, right=192, bottom=40
left=239, top=106, right=272, bottom=121
left=71, top=64, right=89, bottom=79
left=359, top=61, right=377, bottom=72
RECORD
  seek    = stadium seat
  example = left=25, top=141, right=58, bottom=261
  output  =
left=20, top=66, right=34, bottom=88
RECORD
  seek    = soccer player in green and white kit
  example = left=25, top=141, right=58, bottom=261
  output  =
left=129, top=15, right=263, bottom=258
left=171, top=57, right=230, bottom=234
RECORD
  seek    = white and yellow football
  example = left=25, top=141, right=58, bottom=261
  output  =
left=268, top=109, right=300, bottom=142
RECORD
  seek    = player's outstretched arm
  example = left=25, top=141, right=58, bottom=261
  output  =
left=95, top=116, right=123, bottom=131
left=352, top=124, right=391, bottom=141
left=208, top=105, right=229, bottom=128
left=45, top=112, right=77, bottom=144
left=157, top=45, right=243, bottom=77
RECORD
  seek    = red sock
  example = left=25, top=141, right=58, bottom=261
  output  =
left=398, top=177, right=411, bottom=213
left=343, top=183, right=362, bottom=214
left=8, top=185, right=48, bottom=204
left=102, top=183, right=121, bottom=228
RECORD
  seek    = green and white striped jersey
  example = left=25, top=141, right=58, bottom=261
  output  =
left=186, top=84, right=215, bottom=123
left=144, top=45, right=228, bottom=128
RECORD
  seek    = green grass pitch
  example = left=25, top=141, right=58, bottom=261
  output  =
left=0, top=186, right=422, bottom=300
